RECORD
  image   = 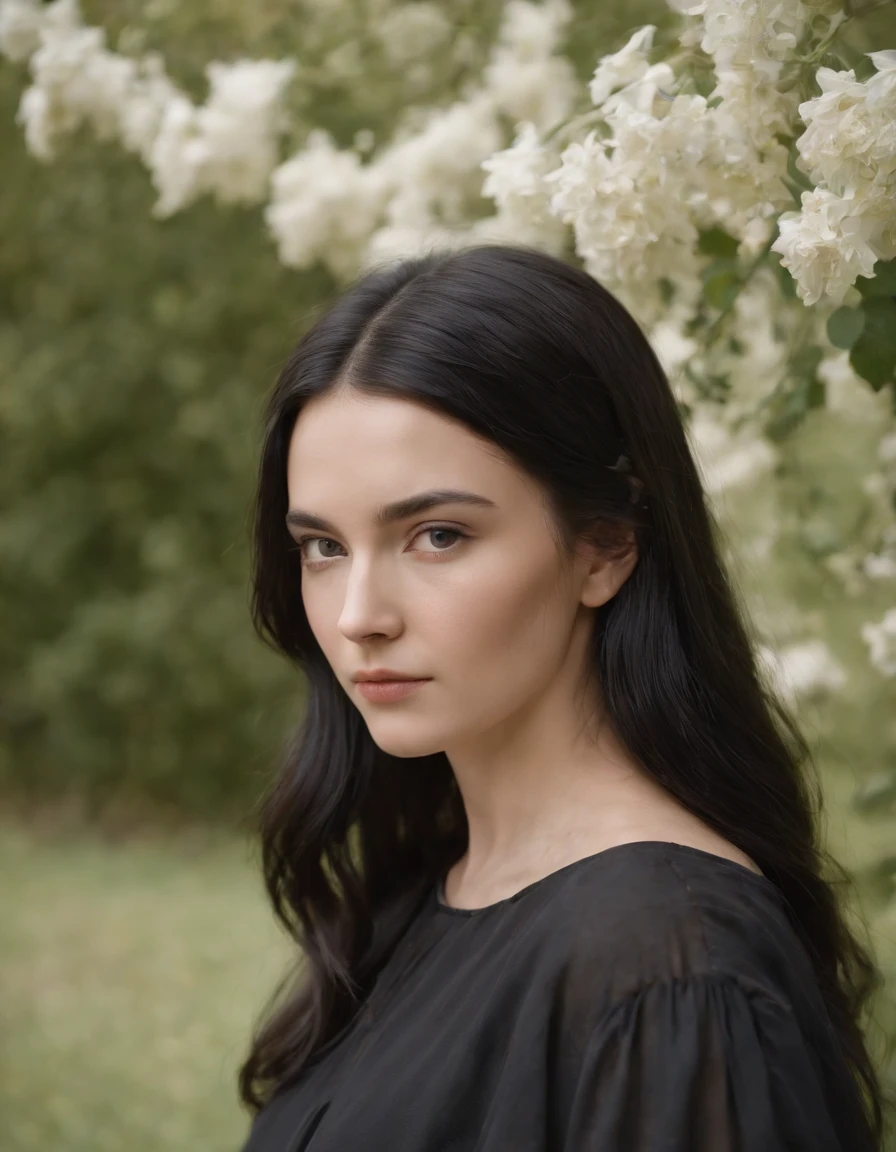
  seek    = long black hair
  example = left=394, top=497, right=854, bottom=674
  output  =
left=237, top=243, right=887, bottom=1145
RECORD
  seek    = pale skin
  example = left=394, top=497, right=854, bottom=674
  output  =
left=285, top=387, right=763, bottom=911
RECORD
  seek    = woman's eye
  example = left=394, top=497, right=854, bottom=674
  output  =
left=297, top=537, right=343, bottom=564
left=294, top=526, right=467, bottom=567
left=416, top=527, right=465, bottom=553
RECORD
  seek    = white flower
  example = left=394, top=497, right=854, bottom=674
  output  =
left=148, top=58, right=296, bottom=216
left=775, top=50, right=896, bottom=303
left=693, top=268, right=794, bottom=420
left=496, top=0, right=573, bottom=61
left=758, top=639, right=848, bottom=702
left=861, top=608, right=896, bottom=677
left=688, top=411, right=777, bottom=495
left=480, top=121, right=568, bottom=249
left=817, top=349, right=889, bottom=420
left=0, top=0, right=44, bottom=62
left=666, top=0, right=707, bottom=13
left=685, top=1, right=813, bottom=155
left=864, top=522, right=896, bottom=581
left=362, top=221, right=477, bottom=270
left=198, top=59, right=296, bottom=201
left=711, top=66, right=801, bottom=151
left=699, top=0, right=808, bottom=70
left=796, top=63, right=896, bottom=198
left=483, top=51, right=578, bottom=132
left=117, top=52, right=179, bottom=163
left=588, top=25, right=656, bottom=107
left=0, top=0, right=80, bottom=61
left=543, top=86, right=715, bottom=315
left=879, top=432, right=896, bottom=465
left=265, top=129, right=388, bottom=280
left=373, top=93, right=503, bottom=230
left=771, top=187, right=880, bottom=306
left=482, top=0, right=578, bottom=131
left=868, top=49, right=896, bottom=73
left=373, top=3, right=452, bottom=67
left=482, top=122, right=557, bottom=216
left=864, top=554, right=896, bottom=581
left=599, top=61, right=677, bottom=117
left=15, top=83, right=51, bottom=156
left=147, top=94, right=207, bottom=217
left=645, top=318, right=699, bottom=376
left=14, top=15, right=136, bottom=159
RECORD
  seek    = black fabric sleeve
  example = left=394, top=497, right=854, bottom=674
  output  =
left=561, top=973, right=847, bottom=1152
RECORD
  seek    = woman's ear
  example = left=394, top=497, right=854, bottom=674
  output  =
left=579, top=532, right=638, bottom=609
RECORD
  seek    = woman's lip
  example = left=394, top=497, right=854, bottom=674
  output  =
left=356, top=678, right=431, bottom=702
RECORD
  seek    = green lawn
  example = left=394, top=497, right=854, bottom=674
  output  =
left=0, top=817, right=292, bottom=1152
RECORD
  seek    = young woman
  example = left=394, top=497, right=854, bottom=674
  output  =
left=237, top=244, right=887, bottom=1151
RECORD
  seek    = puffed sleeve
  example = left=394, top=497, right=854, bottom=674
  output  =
left=561, top=973, right=853, bottom=1151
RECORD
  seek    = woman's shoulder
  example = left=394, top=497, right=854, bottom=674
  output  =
left=536, top=840, right=811, bottom=1011
left=536, top=842, right=873, bottom=1151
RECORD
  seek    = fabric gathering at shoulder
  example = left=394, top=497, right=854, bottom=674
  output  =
left=554, top=970, right=870, bottom=1152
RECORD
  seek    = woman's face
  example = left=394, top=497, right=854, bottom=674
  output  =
left=285, top=389, right=629, bottom=759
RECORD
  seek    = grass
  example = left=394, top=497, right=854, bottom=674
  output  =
left=0, top=815, right=293, bottom=1152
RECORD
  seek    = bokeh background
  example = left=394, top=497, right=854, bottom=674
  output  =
left=2, top=1, right=895, bottom=1149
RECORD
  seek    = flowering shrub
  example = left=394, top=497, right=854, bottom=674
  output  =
left=0, top=1, right=894, bottom=846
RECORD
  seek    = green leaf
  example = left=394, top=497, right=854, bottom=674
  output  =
left=862, top=295, right=896, bottom=349
left=855, top=258, right=896, bottom=299
left=697, top=228, right=739, bottom=260
left=850, top=336, right=896, bottom=391
left=848, top=296, right=896, bottom=386
left=827, top=306, right=865, bottom=350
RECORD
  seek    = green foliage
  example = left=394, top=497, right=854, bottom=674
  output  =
left=0, top=64, right=314, bottom=819
left=848, top=267, right=896, bottom=394
left=828, top=305, right=866, bottom=350
left=0, top=0, right=680, bottom=819
left=850, top=296, right=896, bottom=393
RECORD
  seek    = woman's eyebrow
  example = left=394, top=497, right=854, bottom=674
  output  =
left=285, top=489, right=498, bottom=533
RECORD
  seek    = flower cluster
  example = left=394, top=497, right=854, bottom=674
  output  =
left=2, top=0, right=296, bottom=216
left=773, top=50, right=896, bottom=305
left=1, top=0, right=895, bottom=686
left=265, top=0, right=578, bottom=277
left=862, top=607, right=896, bottom=677
left=758, top=638, right=847, bottom=704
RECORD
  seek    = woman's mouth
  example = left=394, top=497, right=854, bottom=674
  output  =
left=356, top=679, right=431, bottom=703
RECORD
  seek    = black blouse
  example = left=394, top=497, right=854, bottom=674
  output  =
left=240, top=840, right=873, bottom=1152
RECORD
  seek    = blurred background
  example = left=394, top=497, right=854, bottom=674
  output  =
left=1, top=1, right=895, bottom=1149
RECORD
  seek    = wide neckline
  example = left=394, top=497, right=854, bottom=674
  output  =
left=433, top=839, right=777, bottom=917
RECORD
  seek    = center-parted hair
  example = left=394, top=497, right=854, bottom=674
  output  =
left=238, top=243, right=886, bottom=1147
